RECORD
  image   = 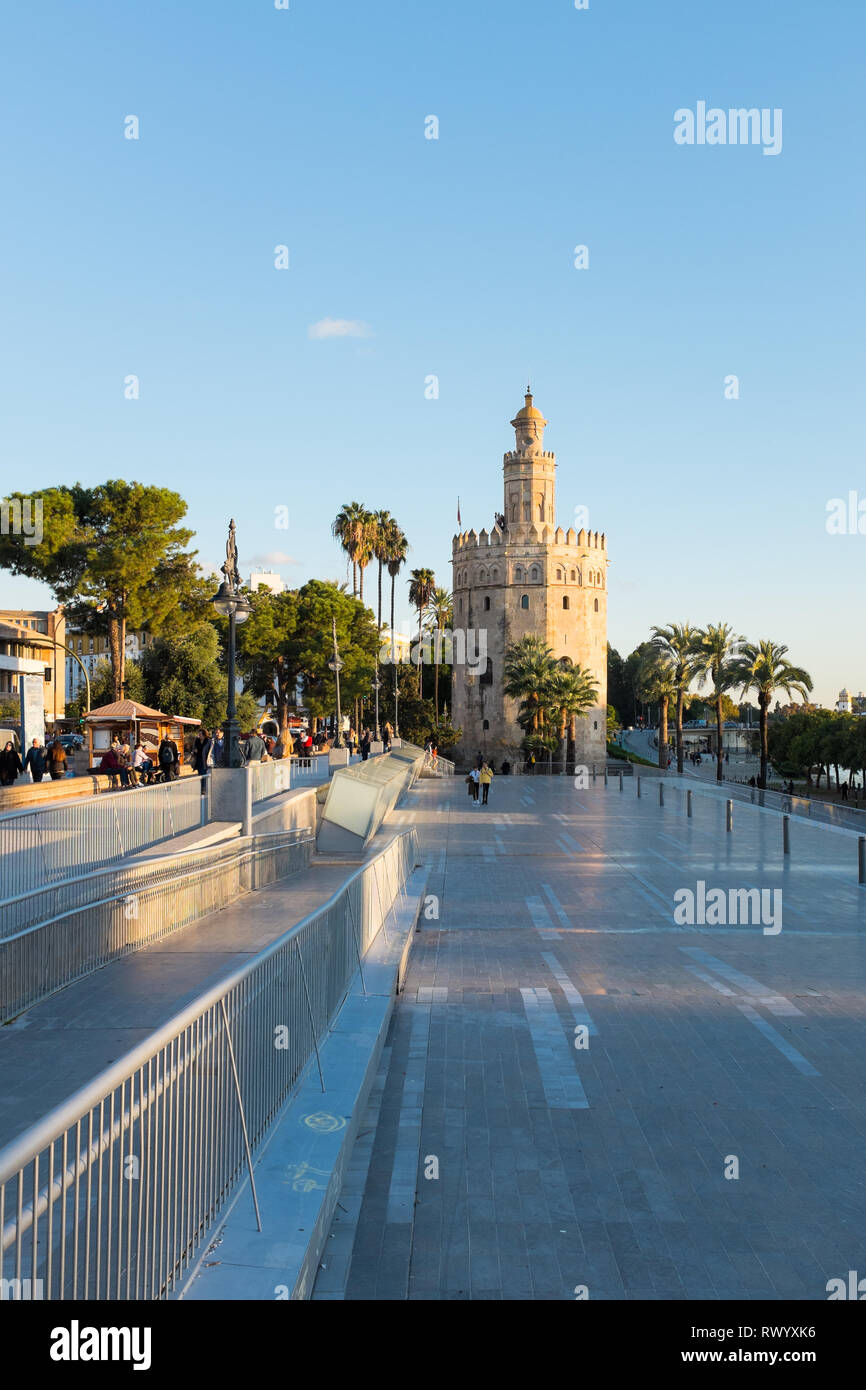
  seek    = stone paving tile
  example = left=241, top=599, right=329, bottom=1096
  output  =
left=315, top=778, right=866, bottom=1300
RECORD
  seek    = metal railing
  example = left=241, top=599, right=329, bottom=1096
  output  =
left=290, top=756, right=330, bottom=784
left=674, top=777, right=866, bottom=833
left=0, top=830, right=314, bottom=1022
left=0, top=827, right=419, bottom=1300
left=422, top=754, right=455, bottom=776
left=0, top=778, right=204, bottom=903
left=247, top=758, right=291, bottom=806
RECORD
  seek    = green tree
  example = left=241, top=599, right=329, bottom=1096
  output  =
left=651, top=622, right=700, bottom=774
left=0, top=481, right=202, bottom=701
left=692, top=622, right=744, bottom=783
left=138, top=627, right=227, bottom=727
left=237, top=588, right=299, bottom=742
left=331, top=502, right=370, bottom=599
left=733, top=640, right=813, bottom=789
left=542, top=659, right=599, bottom=773
left=291, top=581, right=378, bottom=727
left=408, top=567, right=435, bottom=694
left=503, top=635, right=555, bottom=740
left=425, top=587, right=453, bottom=721
left=637, top=648, right=677, bottom=769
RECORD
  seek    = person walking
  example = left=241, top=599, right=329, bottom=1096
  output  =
left=0, top=740, right=23, bottom=786
left=157, top=735, right=179, bottom=782
left=360, top=728, right=371, bottom=762
left=46, top=739, right=67, bottom=781
left=382, top=720, right=393, bottom=752
left=243, top=727, right=266, bottom=762
left=23, top=738, right=46, bottom=784
left=480, top=760, right=493, bottom=805
left=469, top=765, right=480, bottom=804
left=213, top=728, right=225, bottom=767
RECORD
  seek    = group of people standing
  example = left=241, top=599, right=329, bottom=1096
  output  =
left=466, top=755, right=494, bottom=806
left=1, top=738, right=69, bottom=786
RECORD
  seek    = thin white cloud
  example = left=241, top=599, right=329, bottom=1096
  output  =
left=251, top=551, right=299, bottom=566
left=308, top=317, right=374, bottom=340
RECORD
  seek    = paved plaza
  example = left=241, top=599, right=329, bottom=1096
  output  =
left=313, top=774, right=866, bottom=1300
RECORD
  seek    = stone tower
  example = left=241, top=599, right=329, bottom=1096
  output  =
left=450, top=389, right=608, bottom=768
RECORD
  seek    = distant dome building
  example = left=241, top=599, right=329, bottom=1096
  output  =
left=450, top=389, right=608, bottom=767
left=836, top=688, right=852, bottom=713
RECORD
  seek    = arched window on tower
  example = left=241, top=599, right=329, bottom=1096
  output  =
left=570, top=569, right=576, bottom=581
left=530, top=566, right=540, bottom=583
left=483, top=719, right=490, bottom=730
left=480, top=658, right=493, bottom=686
left=484, top=595, right=490, bottom=611
left=514, top=566, right=524, bottom=583
left=563, top=596, right=570, bottom=610
left=537, top=494, right=545, bottom=522
left=594, top=598, right=599, bottom=612
left=521, top=594, right=529, bottom=610
left=556, top=568, right=563, bottom=581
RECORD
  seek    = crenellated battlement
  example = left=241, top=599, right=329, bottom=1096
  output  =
left=503, top=450, right=556, bottom=462
left=452, top=526, right=606, bottom=554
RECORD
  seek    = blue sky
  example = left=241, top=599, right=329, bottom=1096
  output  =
left=1, top=0, right=863, bottom=705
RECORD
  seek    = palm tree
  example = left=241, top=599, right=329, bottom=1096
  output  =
left=425, top=586, right=453, bottom=721
left=331, top=502, right=369, bottom=598
left=385, top=524, right=408, bottom=662
left=733, top=640, right=813, bottom=788
left=651, top=623, right=700, bottom=774
left=503, top=636, right=556, bottom=748
left=693, top=623, right=743, bottom=783
left=355, top=509, right=375, bottom=604
left=637, top=649, right=677, bottom=769
left=408, top=567, right=435, bottom=694
left=543, top=660, right=599, bottom=773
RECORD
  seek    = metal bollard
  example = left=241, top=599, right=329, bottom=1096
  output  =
left=687, top=789, right=692, bottom=818
left=783, top=815, right=790, bottom=856
left=604, top=767, right=608, bottom=787
left=659, top=783, right=664, bottom=807
left=859, top=837, right=866, bottom=885
left=726, top=799, right=733, bottom=833
left=637, top=776, right=641, bottom=798
left=619, top=770, right=623, bottom=792
left=592, top=764, right=596, bottom=782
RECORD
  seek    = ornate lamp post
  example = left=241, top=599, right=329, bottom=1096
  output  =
left=212, top=520, right=251, bottom=768
left=328, top=616, right=344, bottom=749
left=372, top=669, right=381, bottom=743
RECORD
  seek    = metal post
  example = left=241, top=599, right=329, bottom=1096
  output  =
left=592, top=764, right=596, bottom=782
left=636, top=776, right=641, bottom=798
left=295, top=939, right=326, bottom=1092
left=859, top=837, right=866, bottom=885
left=344, top=883, right=367, bottom=996
left=687, top=789, right=692, bottom=818
left=218, top=997, right=262, bottom=1232
left=618, top=770, right=623, bottom=792
left=604, top=767, right=608, bottom=787
left=726, top=799, right=733, bottom=833
left=659, top=783, right=664, bottom=807
left=783, top=815, right=790, bottom=856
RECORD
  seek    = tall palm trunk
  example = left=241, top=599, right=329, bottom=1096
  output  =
left=434, top=644, right=440, bottom=720
left=658, top=695, right=669, bottom=769
left=715, top=694, right=724, bottom=782
left=759, top=696, right=769, bottom=788
left=559, top=710, right=568, bottom=775
left=417, top=603, right=424, bottom=694
left=675, top=688, right=685, bottom=773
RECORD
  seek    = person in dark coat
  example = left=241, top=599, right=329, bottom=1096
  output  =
left=0, top=741, right=23, bottom=786
left=23, top=739, right=46, bottom=783
left=360, top=729, right=371, bottom=762
left=157, top=736, right=179, bottom=781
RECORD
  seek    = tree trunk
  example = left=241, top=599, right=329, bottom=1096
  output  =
left=108, top=616, right=124, bottom=702
left=759, top=697, right=769, bottom=788
left=715, top=694, right=724, bottom=782
left=417, top=604, right=423, bottom=694
left=675, top=687, right=685, bottom=774
left=434, top=652, right=439, bottom=721
left=658, top=696, right=669, bottom=769
left=559, top=712, right=567, bottom=775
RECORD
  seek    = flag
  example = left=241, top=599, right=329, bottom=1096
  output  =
left=457, top=496, right=461, bottom=527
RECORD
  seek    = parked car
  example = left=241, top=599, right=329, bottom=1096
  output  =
left=58, top=733, right=84, bottom=751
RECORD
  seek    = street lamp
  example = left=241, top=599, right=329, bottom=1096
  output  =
left=328, top=616, right=344, bottom=749
left=372, top=670, right=381, bottom=744
left=213, top=520, right=251, bottom=768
